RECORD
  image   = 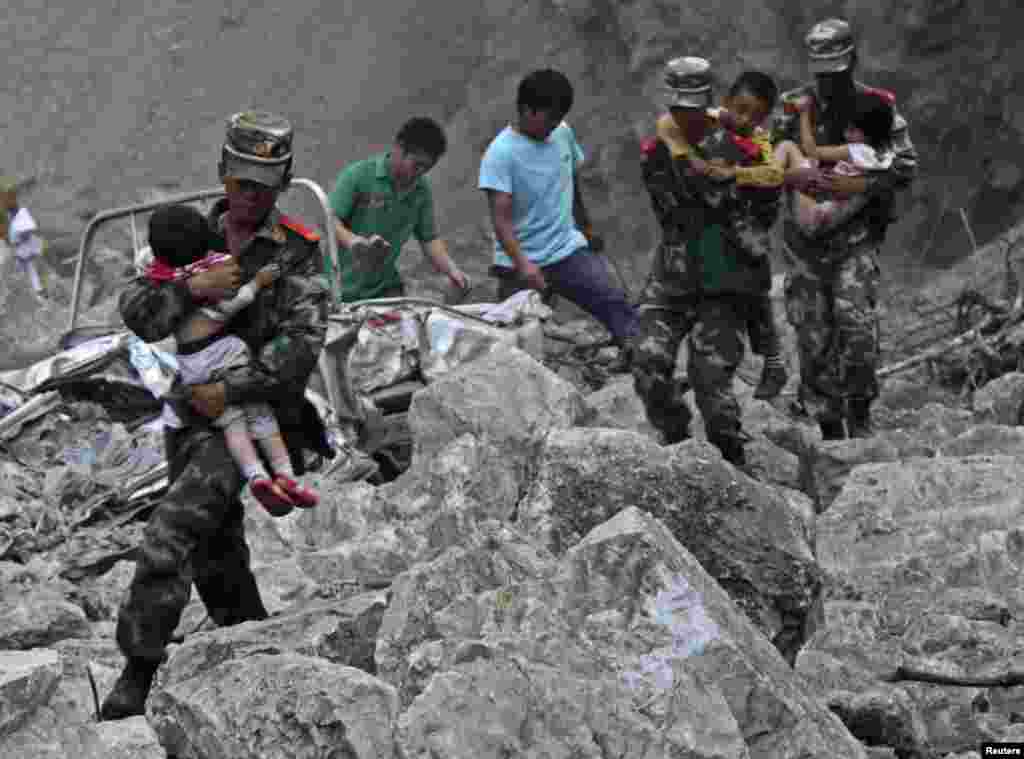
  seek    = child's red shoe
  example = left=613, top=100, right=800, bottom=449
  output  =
left=274, top=475, right=318, bottom=509
left=251, top=477, right=295, bottom=517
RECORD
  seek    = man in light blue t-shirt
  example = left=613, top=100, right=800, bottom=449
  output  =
left=478, top=69, right=637, bottom=348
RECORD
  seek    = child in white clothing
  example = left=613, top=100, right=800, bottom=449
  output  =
left=146, top=203, right=318, bottom=517
left=1, top=178, right=46, bottom=297
left=773, top=90, right=895, bottom=237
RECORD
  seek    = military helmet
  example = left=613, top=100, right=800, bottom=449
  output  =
left=0, top=176, right=18, bottom=195
left=219, top=111, right=294, bottom=188
left=662, top=56, right=714, bottom=110
left=805, top=18, right=856, bottom=75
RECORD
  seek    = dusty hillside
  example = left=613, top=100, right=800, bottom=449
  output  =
left=3, top=0, right=1023, bottom=302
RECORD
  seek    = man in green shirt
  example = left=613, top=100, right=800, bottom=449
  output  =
left=327, top=117, right=468, bottom=301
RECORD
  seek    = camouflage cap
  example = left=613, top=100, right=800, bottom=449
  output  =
left=805, top=18, right=856, bottom=75
left=662, top=56, right=713, bottom=110
left=221, top=111, right=293, bottom=187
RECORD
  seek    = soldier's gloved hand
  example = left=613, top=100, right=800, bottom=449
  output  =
left=189, top=382, right=227, bottom=419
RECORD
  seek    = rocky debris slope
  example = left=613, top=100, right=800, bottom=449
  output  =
left=2, top=332, right=1024, bottom=757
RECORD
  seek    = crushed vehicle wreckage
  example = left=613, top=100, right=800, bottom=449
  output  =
left=0, top=178, right=559, bottom=531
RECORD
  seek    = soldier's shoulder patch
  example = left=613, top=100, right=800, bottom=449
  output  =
left=862, top=85, right=896, bottom=105
left=640, top=137, right=660, bottom=160
left=279, top=214, right=321, bottom=242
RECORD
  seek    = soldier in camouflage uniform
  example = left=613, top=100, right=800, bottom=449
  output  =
left=634, top=58, right=782, bottom=466
left=100, top=112, right=333, bottom=719
left=772, top=19, right=918, bottom=439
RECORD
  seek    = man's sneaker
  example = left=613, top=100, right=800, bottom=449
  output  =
left=99, top=659, right=159, bottom=721
left=753, top=363, right=788, bottom=400
left=846, top=397, right=874, bottom=439
left=325, top=442, right=379, bottom=483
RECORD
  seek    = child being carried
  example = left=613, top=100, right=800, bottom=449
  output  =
left=774, top=90, right=895, bottom=237
left=145, top=203, right=319, bottom=517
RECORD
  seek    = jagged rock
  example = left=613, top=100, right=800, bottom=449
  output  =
left=384, top=433, right=522, bottom=527
left=407, top=345, right=585, bottom=481
left=827, top=687, right=931, bottom=758
left=818, top=456, right=1024, bottom=626
left=0, top=588, right=90, bottom=650
left=149, top=653, right=399, bottom=759
left=161, top=592, right=387, bottom=682
left=579, top=374, right=659, bottom=439
left=246, top=479, right=378, bottom=557
left=744, top=436, right=802, bottom=490
left=518, top=430, right=821, bottom=661
left=973, top=371, right=1024, bottom=425
left=800, top=436, right=902, bottom=514
left=296, top=525, right=415, bottom=596
left=0, top=649, right=62, bottom=737
left=0, top=641, right=164, bottom=759
left=873, top=379, right=964, bottom=431
left=1, top=716, right=167, bottom=759
left=374, top=521, right=556, bottom=700
left=816, top=455, right=1024, bottom=754
left=741, top=397, right=819, bottom=456
left=397, top=649, right=750, bottom=759
left=939, top=423, right=1024, bottom=457
left=396, top=508, right=866, bottom=758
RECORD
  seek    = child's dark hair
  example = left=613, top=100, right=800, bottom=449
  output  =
left=517, top=69, right=574, bottom=121
left=148, top=203, right=213, bottom=268
left=729, top=70, right=778, bottom=111
left=396, top=117, right=447, bottom=161
left=851, top=92, right=894, bottom=150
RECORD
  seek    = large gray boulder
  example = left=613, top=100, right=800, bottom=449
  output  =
left=149, top=653, right=398, bottom=759
left=518, top=430, right=821, bottom=661
left=811, top=454, right=1024, bottom=755
left=407, top=345, right=585, bottom=482
left=394, top=507, right=867, bottom=759
left=161, top=593, right=388, bottom=681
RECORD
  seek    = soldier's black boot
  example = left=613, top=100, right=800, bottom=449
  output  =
left=818, top=415, right=846, bottom=441
left=100, top=658, right=159, bottom=720
left=714, top=436, right=747, bottom=467
left=846, top=397, right=874, bottom=439
left=753, top=362, right=788, bottom=400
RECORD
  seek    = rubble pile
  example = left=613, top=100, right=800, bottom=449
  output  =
left=0, top=309, right=1020, bottom=758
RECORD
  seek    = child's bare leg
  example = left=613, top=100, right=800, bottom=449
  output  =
left=248, top=403, right=319, bottom=508
left=218, top=406, right=293, bottom=515
left=774, top=141, right=827, bottom=234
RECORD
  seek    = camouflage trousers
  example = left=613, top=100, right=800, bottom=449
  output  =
left=783, top=247, right=881, bottom=424
left=114, top=426, right=268, bottom=664
left=632, top=292, right=760, bottom=453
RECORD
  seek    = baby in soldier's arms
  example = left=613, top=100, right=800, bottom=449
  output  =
left=773, top=90, right=895, bottom=237
left=690, top=71, right=788, bottom=400
left=145, top=203, right=318, bottom=516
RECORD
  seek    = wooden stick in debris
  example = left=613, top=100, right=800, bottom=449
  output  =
left=879, top=327, right=983, bottom=379
left=885, top=662, right=1024, bottom=688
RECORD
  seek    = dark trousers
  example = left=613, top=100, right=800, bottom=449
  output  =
left=114, top=427, right=267, bottom=664
left=632, top=293, right=759, bottom=452
left=493, top=247, right=638, bottom=344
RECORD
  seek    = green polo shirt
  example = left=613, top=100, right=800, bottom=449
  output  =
left=327, top=152, right=438, bottom=301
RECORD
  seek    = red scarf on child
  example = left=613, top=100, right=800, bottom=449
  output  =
left=144, top=252, right=233, bottom=282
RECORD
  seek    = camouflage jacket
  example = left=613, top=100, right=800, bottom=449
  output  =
left=639, top=114, right=778, bottom=297
left=119, top=200, right=332, bottom=472
left=771, top=81, right=918, bottom=264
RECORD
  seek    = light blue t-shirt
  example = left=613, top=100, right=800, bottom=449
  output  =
left=478, top=122, right=587, bottom=268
